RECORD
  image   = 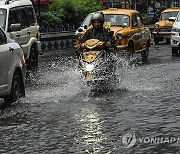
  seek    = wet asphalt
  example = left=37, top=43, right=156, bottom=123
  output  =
left=0, top=42, right=180, bottom=153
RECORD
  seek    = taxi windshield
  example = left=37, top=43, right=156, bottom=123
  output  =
left=81, top=13, right=92, bottom=27
left=104, top=14, right=130, bottom=27
left=161, top=11, right=178, bottom=20
left=0, top=8, right=7, bottom=30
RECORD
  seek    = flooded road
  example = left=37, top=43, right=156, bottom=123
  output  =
left=0, top=44, right=180, bottom=153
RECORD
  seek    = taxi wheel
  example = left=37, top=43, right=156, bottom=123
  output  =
left=141, top=47, right=149, bottom=63
left=4, top=73, right=24, bottom=103
left=172, top=47, right=179, bottom=56
left=154, top=37, right=159, bottom=45
left=166, top=39, right=170, bottom=44
left=125, top=44, right=133, bottom=60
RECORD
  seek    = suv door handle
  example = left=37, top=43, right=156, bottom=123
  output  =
left=9, top=47, right=14, bottom=52
left=16, top=33, right=20, bottom=37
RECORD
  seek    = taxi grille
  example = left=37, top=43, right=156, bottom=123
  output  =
left=159, top=26, right=172, bottom=32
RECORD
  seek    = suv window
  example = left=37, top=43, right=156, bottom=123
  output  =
left=17, top=7, right=28, bottom=28
left=8, top=7, right=29, bottom=31
left=0, top=28, right=7, bottom=44
left=25, top=6, right=36, bottom=26
left=0, top=9, right=7, bottom=30
left=8, top=9, right=18, bottom=30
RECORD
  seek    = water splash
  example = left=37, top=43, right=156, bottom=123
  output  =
left=115, top=55, right=161, bottom=91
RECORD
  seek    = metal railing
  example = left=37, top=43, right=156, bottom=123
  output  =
left=40, top=24, right=78, bottom=52
left=40, top=24, right=80, bottom=33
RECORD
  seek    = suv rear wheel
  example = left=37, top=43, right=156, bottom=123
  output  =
left=4, top=73, right=24, bottom=103
left=26, top=46, right=38, bottom=74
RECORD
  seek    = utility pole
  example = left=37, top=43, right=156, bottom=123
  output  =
left=38, top=0, right=41, bottom=26
left=133, top=0, right=137, bottom=10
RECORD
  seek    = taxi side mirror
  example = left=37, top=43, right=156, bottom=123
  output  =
left=108, top=31, right=114, bottom=37
left=84, top=25, right=88, bottom=29
left=78, top=28, right=83, bottom=32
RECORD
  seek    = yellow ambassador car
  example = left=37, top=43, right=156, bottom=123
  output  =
left=153, top=8, right=180, bottom=44
left=76, top=8, right=151, bottom=62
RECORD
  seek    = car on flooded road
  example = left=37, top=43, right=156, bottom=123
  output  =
left=0, top=27, right=26, bottom=104
left=0, top=0, right=41, bottom=74
left=171, top=10, right=180, bottom=56
left=153, top=7, right=180, bottom=45
left=76, top=8, right=151, bottom=63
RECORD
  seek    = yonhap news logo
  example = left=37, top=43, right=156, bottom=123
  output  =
left=121, top=133, right=180, bottom=148
left=122, top=133, right=136, bottom=148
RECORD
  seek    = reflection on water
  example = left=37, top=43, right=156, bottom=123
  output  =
left=74, top=107, right=105, bottom=153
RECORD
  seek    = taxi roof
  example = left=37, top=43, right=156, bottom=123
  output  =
left=0, top=0, right=32, bottom=9
left=102, top=8, right=139, bottom=16
left=162, top=7, right=180, bottom=13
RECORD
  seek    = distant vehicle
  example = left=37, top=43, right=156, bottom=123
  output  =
left=76, top=8, right=151, bottom=62
left=152, top=8, right=180, bottom=44
left=75, top=13, right=94, bottom=34
left=171, top=11, right=180, bottom=56
left=0, top=0, right=41, bottom=74
left=0, top=27, right=26, bottom=103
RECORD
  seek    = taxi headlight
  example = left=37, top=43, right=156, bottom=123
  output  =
left=116, top=34, right=123, bottom=40
left=171, top=27, right=180, bottom=32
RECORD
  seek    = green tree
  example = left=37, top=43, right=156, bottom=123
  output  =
left=72, top=0, right=102, bottom=23
left=41, top=0, right=102, bottom=26
left=40, top=11, right=62, bottom=27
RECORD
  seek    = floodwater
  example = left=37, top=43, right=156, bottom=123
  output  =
left=0, top=44, right=180, bottom=153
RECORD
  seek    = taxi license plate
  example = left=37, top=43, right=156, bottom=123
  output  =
left=164, top=35, right=171, bottom=39
left=85, top=73, right=93, bottom=81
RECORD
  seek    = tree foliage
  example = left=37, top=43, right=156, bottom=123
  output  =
left=40, top=0, right=102, bottom=26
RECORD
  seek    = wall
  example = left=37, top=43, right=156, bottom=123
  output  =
left=40, top=32, right=75, bottom=52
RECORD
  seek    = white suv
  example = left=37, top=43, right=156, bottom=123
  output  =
left=171, top=12, right=180, bottom=56
left=0, top=27, right=26, bottom=103
left=0, top=0, right=40, bottom=73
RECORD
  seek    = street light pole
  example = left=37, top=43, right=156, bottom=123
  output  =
left=38, top=0, right=41, bottom=26
left=134, top=0, right=137, bottom=10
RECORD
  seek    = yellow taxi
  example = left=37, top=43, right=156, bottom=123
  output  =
left=76, top=8, right=151, bottom=62
left=153, top=8, right=180, bottom=44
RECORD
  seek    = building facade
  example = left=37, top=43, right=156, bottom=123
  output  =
left=103, top=0, right=180, bottom=12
